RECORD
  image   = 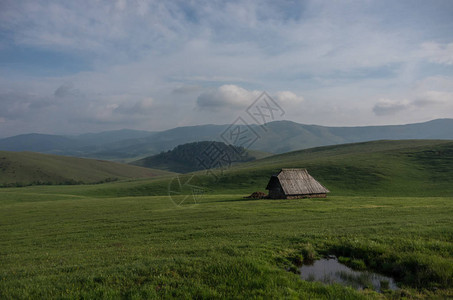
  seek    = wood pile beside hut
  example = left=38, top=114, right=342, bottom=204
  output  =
left=245, top=191, right=267, bottom=199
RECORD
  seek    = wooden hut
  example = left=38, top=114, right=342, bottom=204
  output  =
left=265, top=168, right=329, bottom=199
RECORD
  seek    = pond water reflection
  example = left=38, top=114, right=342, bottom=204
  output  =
left=299, top=256, right=398, bottom=292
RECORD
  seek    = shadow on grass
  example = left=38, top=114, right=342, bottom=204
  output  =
left=200, top=195, right=334, bottom=204
left=200, top=196, right=267, bottom=204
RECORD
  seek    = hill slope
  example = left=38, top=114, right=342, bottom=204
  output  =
left=223, top=139, right=453, bottom=197
left=0, top=151, right=175, bottom=187
left=76, top=140, right=453, bottom=198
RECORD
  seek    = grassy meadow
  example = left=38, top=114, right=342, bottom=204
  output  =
left=1, top=140, right=452, bottom=298
left=0, top=151, right=175, bottom=187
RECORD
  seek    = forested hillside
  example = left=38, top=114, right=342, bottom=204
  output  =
left=131, top=141, right=268, bottom=173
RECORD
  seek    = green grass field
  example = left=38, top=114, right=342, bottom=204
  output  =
left=1, top=140, right=452, bottom=298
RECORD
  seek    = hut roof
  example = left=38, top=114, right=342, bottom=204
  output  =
left=266, top=168, right=329, bottom=195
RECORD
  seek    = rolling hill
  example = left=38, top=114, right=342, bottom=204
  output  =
left=1, top=119, right=453, bottom=160
left=2, top=139, right=452, bottom=298
left=0, top=151, right=175, bottom=187
left=219, top=139, right=453, bottom=197
left=77, top=139, right=453, bottom=198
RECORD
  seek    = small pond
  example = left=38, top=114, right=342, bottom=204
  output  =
left=299, top=256, right=399, bottom=292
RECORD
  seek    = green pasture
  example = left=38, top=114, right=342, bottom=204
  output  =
left=1, top=140, right=452, bottom=298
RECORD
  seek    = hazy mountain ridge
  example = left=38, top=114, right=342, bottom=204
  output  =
left=0, top=119, right=452, bottom=160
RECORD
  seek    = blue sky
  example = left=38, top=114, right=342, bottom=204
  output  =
left=0, top=0, right=452, bottom=137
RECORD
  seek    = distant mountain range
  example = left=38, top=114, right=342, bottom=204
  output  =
left=0, top=119, right=452, bottom=161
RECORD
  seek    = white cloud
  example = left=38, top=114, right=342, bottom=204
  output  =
left=414, top=90, right=453, bottom=106
left=85, top=96, right=156, bottom=122
left=196, top=85, right=305, bottom=114
left=420, top=42, right=453, bottom=65
left=196, top=85, right=260, bottom=110
left=274, top=91, right=304, bottom=105
left=92, top=103, right=119, bottom=123
left=373, top=89, right=453, bottom=116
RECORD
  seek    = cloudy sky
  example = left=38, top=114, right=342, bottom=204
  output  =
left=0, top=0, right=452, bottom=137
